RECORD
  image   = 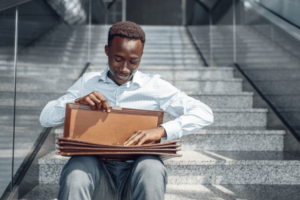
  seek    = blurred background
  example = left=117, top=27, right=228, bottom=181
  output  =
left=1, top=0, right=300, bottom=199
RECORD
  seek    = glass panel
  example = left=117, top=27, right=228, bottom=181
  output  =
left=11, top=0, right=61, bottom=179
left=236, top=0, right=300, bottom=138
left=186, top=0, right=235, bottom=67
left=210, top=0, right=235, bottom=67
left=89, top=1, right=110, bottom=69
left=186, top=0, right=210, bottom=66
left=257, top=0, right=300, bottom=28
left=0, top=6, right=17, bottom=196
left=12, top=0, right=91, bottom=183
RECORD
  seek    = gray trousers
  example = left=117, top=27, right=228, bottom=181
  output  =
left=58, top=155, right=168, bottom=200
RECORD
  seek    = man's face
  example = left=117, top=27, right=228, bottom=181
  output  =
left=105, top=36, right=143, bottom=86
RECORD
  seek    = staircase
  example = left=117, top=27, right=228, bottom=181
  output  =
left=188, top=25, right=300, bottom=140
left=21, top=25, right=300, bottom=199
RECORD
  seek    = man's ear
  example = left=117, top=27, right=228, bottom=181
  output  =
left=105, top=45, right=109, bottom=56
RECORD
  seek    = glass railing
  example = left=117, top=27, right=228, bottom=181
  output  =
left=0, top=0, right=96, bottom=198
left=187, top=0, right=300, bottom=149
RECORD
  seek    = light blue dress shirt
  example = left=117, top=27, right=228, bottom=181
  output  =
left=40, top=67, right=214, bottom=140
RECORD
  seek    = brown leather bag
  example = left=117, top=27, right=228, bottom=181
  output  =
left=56, top=103, right=181, bottom=161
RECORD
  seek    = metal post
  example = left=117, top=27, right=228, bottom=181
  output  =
left=182, top=0, right=186, bottom=26
left=209, top=12, right=213, bottom=66
left=11, top=5, right=19, bottom=190
left=122, top=0, right=126, bottom=21
left=88, top=0, right=91, bottom=63
left=233, top=0, right=236, bottom=63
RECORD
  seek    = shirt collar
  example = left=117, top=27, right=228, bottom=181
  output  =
left=99, top=66, right=143, bottom=88
left=98, top=66, right=110, bottom=83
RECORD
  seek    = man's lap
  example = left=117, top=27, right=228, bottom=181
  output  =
left=59, top=155, right=167, bottom=200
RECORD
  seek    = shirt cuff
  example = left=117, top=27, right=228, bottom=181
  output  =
left=159, top=121, right=181, bottom=141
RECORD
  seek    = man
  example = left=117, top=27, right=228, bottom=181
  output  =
left=40, top=21, right=213, bottom=200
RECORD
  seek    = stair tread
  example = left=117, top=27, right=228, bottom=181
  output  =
left=194, top=129, right=284, bottom=135
left=39, top=151, right=300, bottom=166
left=164, top=151, right=300, bottom=165
left=20, top=183, right=300, bottom=200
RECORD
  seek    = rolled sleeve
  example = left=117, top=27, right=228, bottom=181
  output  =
left=157, top=77, right=213, bottom=140
left=39, top=76, right=83, bottom=127
left=159, top=121, right=181, bottom=140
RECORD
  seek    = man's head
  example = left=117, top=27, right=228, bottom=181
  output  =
left=105, top=21, right=145, bottom=86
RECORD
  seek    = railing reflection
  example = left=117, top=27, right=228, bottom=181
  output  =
left=187, top=0, right=300, bottom=147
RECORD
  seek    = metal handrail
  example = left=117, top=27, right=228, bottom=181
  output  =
left=194, top=0, right=209, bottom=12
left=0, top=0, right=31, bottom=12
left=234, top=63, right=300, bottom=143
left=195, top=0, right=222, bottom=13
left=97, top=0, right=119, bottom=24
left=254, top=0, right=300, bottom=31
left=98, top=0, right=118, bottom=14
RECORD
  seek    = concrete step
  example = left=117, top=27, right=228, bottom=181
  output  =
left=0, top=149, right=32, bottom=195
left=178, top=129, right=284, bottom=151
left=243, top=69, right=300, bottom=81
left=4, top=57, right=202, bottom=66
left=27, top=47, right=198, bottom=54
left=17, top=52, right=201, bottom=60
left=202, top=52, right=293, bottom=60
left=165, top=151, right=300, bottom=185
left=0, top=130, right=45, bottom=149
left=0, top=68, right=83, bottom=79
left=32, top=42, right=196, bottom=49
left=38, top=151, right=300, bottom=185
left=165, top=184, right=300, bottom=200
left=0, top=78, right=242, bottom=93
left=211, top=57, right=299, bottom=64
left=188, top=92, right=253, bottom=108
left=20, top=183, right=300, bottom=200
left=199, top=46, right=283, bottom=53
left=164, top=108, right=267, bottom=127
left=0, top=91, right=253, bottom=109
left=37, top=38, right=193, bottom=45
left=88, top=66, right=234, bottom=80
left=166, top=79, right=242, bottom=93
left=0, top=62, right=87, bottom=69
left=0, top=113, right=41, bottom=126
left=96, top=58, right=203, bottom=66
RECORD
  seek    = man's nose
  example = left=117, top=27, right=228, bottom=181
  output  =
left=120, top=62, right=130, bottom=73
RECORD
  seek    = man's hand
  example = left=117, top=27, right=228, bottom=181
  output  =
left=75, top=91, right=110, bottom=112
left=124, top=127, right=167, bottom=146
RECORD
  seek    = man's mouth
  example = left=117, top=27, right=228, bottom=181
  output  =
left=115, top=72, right=130, bottom=81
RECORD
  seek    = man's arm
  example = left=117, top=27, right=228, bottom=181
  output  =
left=158, top=77, right=214, bottom=141
left=39, top=76, right=83, bottom=127
left=124, top=76, right=213, bottom=146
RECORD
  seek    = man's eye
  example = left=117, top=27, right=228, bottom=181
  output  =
left=130, top=60, right=139, bottom=64
left=114, top=58, right=122, bottom=62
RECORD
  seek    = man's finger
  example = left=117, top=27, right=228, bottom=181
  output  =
left=136, top=135, right=147, bottom=145
left=89, top=94, right=102, bottom=110
left=79, top=99, right=89, bottom=105
left=125, top=130, right=141, bottom=143
left=85, top=97, right=96, bottom=110
left=125, top=132, right=145, bottom=146
left=102, top=100, right=110, bottom=112
left=124, top=132, right=141, bottom=146
left=95, top=92, right=110, bottom=112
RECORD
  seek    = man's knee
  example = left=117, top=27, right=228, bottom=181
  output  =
left=131, top=155, right=168, bottom=199
left=60, top=155, right=101, bottom=188
left=131, top=155, right=167, bottom=183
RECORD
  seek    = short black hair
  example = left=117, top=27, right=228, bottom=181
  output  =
left=108, top=21, right=146, bottom=47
